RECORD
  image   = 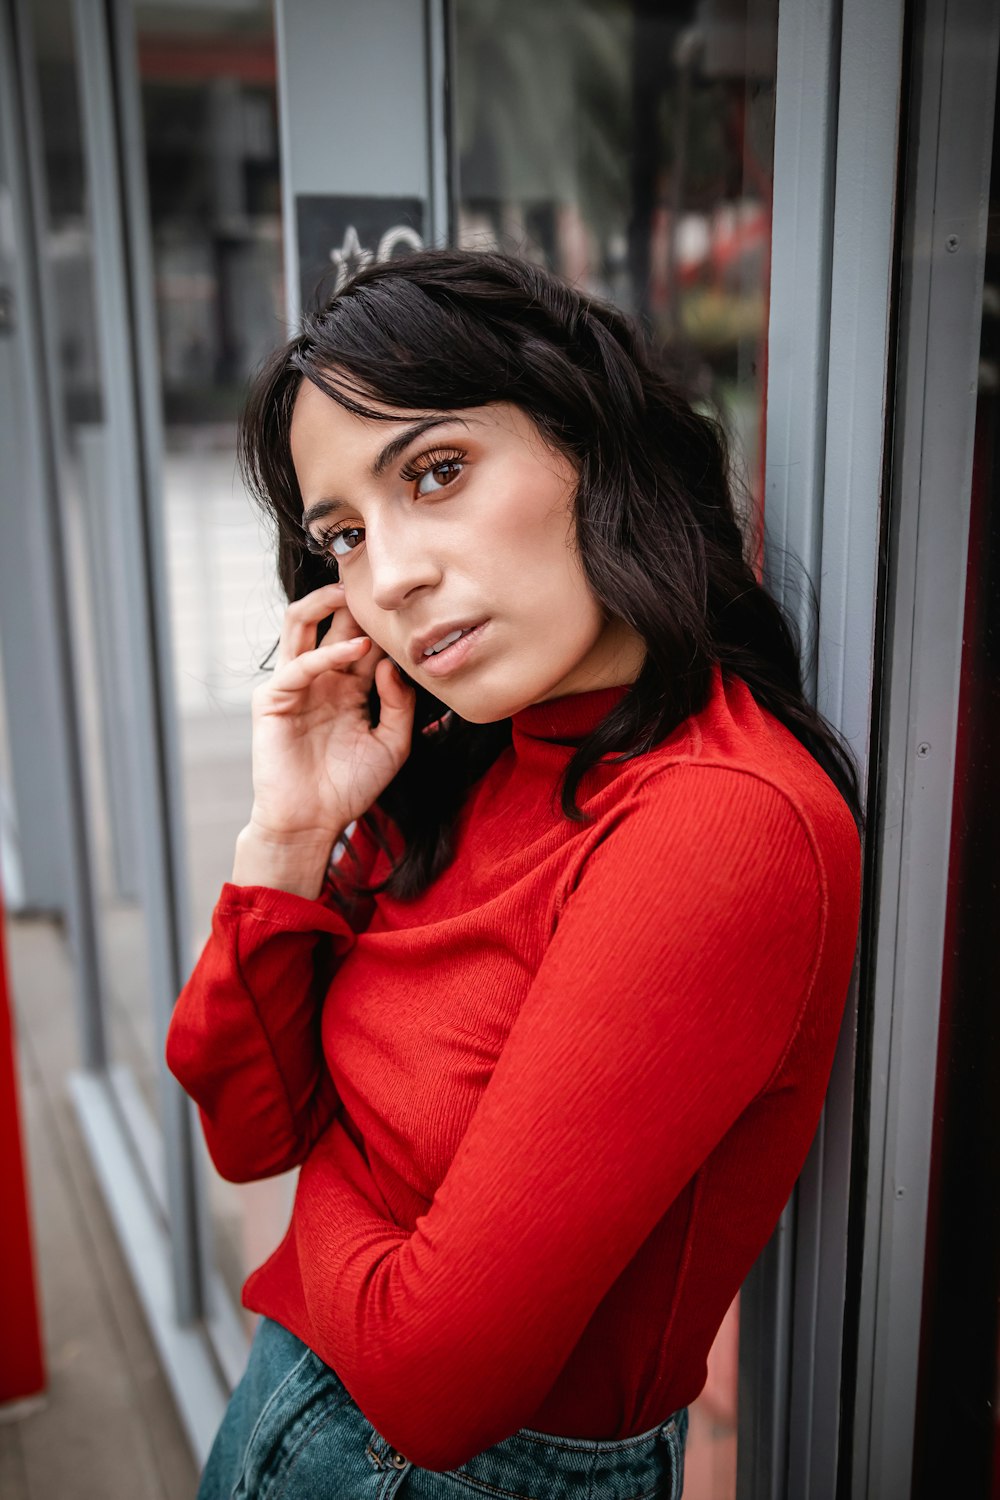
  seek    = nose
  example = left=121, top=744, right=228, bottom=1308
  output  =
left=365, top=520, right=442, bottom=612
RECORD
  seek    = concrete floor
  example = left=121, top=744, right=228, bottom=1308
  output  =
left=0, top=915, right=198, bottom=1500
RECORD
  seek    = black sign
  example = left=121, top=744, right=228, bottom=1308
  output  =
left=296, top=195, right=426, bottom=316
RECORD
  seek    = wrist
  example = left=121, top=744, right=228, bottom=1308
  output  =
left=231, top=823, right=338, bottom=900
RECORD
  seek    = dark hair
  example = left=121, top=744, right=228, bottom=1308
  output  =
left=239, top=247, right=863, bottom=897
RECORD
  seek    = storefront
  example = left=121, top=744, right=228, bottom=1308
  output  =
left=0, top=0, right=996, bottom=1494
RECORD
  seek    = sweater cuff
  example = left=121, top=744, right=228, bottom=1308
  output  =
left=215, top=881, right=356, bottom=938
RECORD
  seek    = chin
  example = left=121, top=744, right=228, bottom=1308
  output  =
left=434, top=678, right=563, bottom=725
left=433, top=696, right=513, bottom=726
left=466, top=707, right=522, bottom=726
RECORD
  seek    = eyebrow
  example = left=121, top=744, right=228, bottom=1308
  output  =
left=301, top=415, right=470, bottom=529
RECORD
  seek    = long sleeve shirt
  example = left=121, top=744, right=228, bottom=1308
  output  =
left=165, top=664, right=862, bottom=1472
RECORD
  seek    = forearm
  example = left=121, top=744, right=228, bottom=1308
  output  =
left=166, top=882, right=355, bottom=1180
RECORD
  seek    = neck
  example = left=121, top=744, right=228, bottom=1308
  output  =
left=534, top=621, right=646, bottom=703
left=511, top=681, right=629, bottom=747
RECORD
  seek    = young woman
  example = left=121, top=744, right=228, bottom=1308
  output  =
left=166, top=248, right=863, bottom=1500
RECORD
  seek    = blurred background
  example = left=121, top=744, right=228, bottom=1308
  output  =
left=0, top=1, right=997, bottom=1497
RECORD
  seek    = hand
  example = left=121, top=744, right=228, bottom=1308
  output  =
left=244, top=582, right=415, bottom=848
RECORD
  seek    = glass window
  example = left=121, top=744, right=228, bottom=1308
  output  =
left=31, top=0, right=164, bottom=1130
left=454, top=0, right=776, bottom=516
left=452, top=2, right=778, bottom=1491
left=134, top=0, right=289, bottom=1330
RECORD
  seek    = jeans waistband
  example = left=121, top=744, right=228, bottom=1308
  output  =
left=420, top=1404, right=689, bottom=1499
left=214, top=1318, right=689, bottom=1500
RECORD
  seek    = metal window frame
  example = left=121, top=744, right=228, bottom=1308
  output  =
left=741, top=0, right=845, bottom=1491
left=745, top=0, right=908, bottom=1494
left=425, top=0, right=454, bottom=247
left=850, top=1, right=1000, bottom=1495
left=789, top=1, right=907, bottom=1496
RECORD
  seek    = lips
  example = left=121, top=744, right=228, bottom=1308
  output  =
left=410, top=619, right=488, bottom=665
left=414, top=620, right=490, bottom=677
left=424, top=626, right=470, bottom=656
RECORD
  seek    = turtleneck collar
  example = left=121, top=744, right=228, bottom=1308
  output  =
left=511, top=683, right=630, bottom=748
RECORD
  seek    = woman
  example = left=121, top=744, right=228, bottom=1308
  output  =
left=166, top=248, right=863, bottom=1499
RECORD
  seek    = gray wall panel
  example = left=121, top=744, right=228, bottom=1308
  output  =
left=276, top=0, right=432, bottom=327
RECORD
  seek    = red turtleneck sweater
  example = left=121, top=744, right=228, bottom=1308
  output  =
left=166, top=666, right=861, bottom=1471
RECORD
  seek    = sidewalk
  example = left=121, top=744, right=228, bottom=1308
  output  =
left=0, top=913, right=197, bottom=1500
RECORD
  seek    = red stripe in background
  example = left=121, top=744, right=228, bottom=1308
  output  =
left=0, top=885, right=45, bottom=1403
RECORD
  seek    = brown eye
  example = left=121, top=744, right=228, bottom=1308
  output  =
left=329, top=526, right=365, bottom=557
left=305, top=524, right=365, bottom=560
left=415, top=459, right=463, bottom=496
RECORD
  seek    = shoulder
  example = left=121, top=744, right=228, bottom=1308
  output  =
left=602, top=668, right=859, bottom=876
left=563, top=675, right=861, bottom=941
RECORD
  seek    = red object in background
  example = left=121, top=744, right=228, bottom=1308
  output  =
left=0, top=885, right=45, bottom=1403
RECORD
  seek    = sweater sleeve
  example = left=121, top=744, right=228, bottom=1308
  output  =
left=165, top=815, right=391, bottom=1182
left=246, top=766, right=860, bottom=1468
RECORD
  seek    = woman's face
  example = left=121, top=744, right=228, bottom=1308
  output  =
left=289, top=378, right=645, bottom=722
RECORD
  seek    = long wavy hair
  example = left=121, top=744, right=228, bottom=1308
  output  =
left=239, top=248, right=863, bottom=897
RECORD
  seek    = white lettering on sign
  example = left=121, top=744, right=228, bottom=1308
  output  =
left=376, top=225, right=424, bottom=261
left=329, top=223, right=426, bottom=292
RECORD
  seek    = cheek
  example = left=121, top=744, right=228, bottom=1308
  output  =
left=339, top=575, right=382, bottom=643
left=524, top=514, right=594, bottom=610
left=491, top=483, right=576, bottom=576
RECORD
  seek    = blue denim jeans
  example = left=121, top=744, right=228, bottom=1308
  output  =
left=198, top=1317, right=688, bottom=1499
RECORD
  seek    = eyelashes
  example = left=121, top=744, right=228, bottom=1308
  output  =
left=305, top=524, right=365, bottom=564
left=395, top=444, right=467, bottom=492
left=399, top=446, right=466, bottom=486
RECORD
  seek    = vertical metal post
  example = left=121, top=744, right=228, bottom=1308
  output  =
left=751, top=0, right=908, bottom=1492
left=425, top=0, right=453, bottom=247
left=77, top=424, right=142, bottom=901
left=741, top=0, right=843, bottom=1493
left=71, top=0, right=203, bottom=1324
left=852, top=1, right=1000, bottom=1493
left=760, top=0, right=841, bottom=691
left=0, top=0, right=108, bottom=1066
left=783, top=0, right=907, bottom=1495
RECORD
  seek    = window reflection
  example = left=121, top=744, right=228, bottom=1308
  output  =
left=138, top=8, right=283, bottom=418
left=454, top=0, right=776, bottom=515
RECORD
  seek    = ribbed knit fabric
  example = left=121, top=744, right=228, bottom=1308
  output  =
left=166, top=664, right=861, bottom=1472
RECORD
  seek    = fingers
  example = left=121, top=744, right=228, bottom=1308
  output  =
left=274, top=583, right=352, bottom=668
left=322, top=591, right=367, bottom=647
left=267, top=634, right=371, bottom=695
left=371, top=655, right=416, bottom=759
